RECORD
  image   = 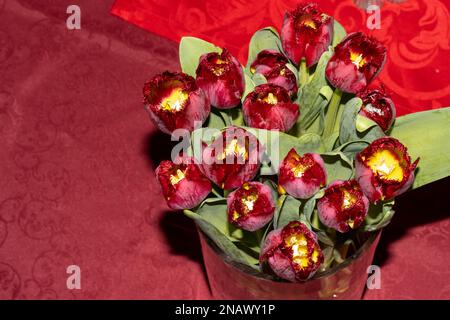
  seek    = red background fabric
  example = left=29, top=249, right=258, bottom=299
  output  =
left=0, top=0, right=449, bottom=299
left=112, top=0, right=450, bottom=117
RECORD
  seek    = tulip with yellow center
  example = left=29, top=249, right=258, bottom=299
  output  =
left=227, top=182, right=275, bottom=231
left=366, top=149, right=404, bottom=182
left=260, top=221, right=323, bottom=282
left=317, top=180, right=369, bottom=233
left=349, top=51, right=366, bottom=69
left=143, top=71, right=210, bottom=134
left=156, top=156, right=212, bottom=210
left=201, top=127, right=263, bottom=190
left=281, top=3, right=334, bottom=66
left=278, top=149, right=327, bottom=199
left=160, top=88, right=188, bottom=113
left=243, top=84, right=299, bottom=132
left=326, top=32, right=387, bottom=93
left=250, top=50, right=298, bottom=96
left=356, top=137, right=419, bottom=203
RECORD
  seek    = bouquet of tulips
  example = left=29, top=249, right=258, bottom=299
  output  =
left=143, top=3, right=450, bottom=282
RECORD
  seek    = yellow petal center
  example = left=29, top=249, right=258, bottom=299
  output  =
left=285, top=233, right=310, bottom=268
left=160, top=88, right=188, bottom=112
left=366, top=149, right=404, bottom=182
left=311, top=249, right=319, bottom=263
left=212, top=58, right=227, bottom=76
left=169, top=168, right=186, bottom=185
left=350, top=51, right=366, bottom=69
left=241, top=192, right=258, bottom=214
left=300, top=15, right=317, bottom=30
left=217, top=138, right=248, bottom=161
left=261, top=92, right=278, bottom=105
left=291, top=161, right=312, bottom=178
left=347, top=219, right=355, bottom=229
left=342, top=189, right=357, bottom=210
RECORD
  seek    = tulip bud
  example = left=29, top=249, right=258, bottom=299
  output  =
left=227, top=182, right=275, bottom=231
left=143, top=71, right=210, bottom=134
left=317, top=180, right=369, bottom=233
left=325, top=32, right=387, bottom=93
left=250, top=50, right=298, bottom=96
left=358, top=88, right=396, bottom=132
left=242, top=84, right=300, bottom=132
left=281, top=3, right=334, bottom=67
left=201, top=126, right=263, bottom=190
left=260, top=221, right=323, bottom=282
left=196, top=49, right=245, bottom=109
left=278, top=149, right=327, bottom=199
left=355, top=137, right=419, bottom=203
left=156, top=157, right=212, bottom=210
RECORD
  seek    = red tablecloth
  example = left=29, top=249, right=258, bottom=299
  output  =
left=0, top=0, right=449, bottom=299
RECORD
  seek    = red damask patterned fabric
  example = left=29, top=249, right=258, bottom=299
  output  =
left=0, top=0, right=449, bottom=300
left=112, top=0, right=450, bottom=116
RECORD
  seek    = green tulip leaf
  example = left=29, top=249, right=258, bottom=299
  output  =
left=339, top=97, right=362, bottom=144
left=296, top=50, right=333, bottom=132
left=336, top=140, right=370, bottom=162
left=286, top=63, right=299, bottom=83
left=230, top=107, right=245, bottom=126
left=246, top=27, right=283, bottom=71
left=356, top=114, right=378, bottom=132
left=197, top=200, right=235, bottom=240
left=204, top=109, right=227, bottom=130
left=184, top=209, right=259, bottom=266
left=339, top=97, right=385, bottom=148
left=323, top=131, right=340, bottom=151
left=362, top=201, right=395, bottom=232
left=252, top=73, right=268, bottom=86
left=276, top=195, right=302, bottom=229
left=321, top=152, right=354, bottom=184
left=390, top=107, right=450, bottom=189
left=332, top=19, right=347, bottom=47
left=242, top=72, right=256, bottom=101
left=316, top=229, right=336, bottom=247
left=179, top=37, right=221, bottom=77
left=273, top=194, right=287, bottom=230
left=302, top=196, right=316, bottom=225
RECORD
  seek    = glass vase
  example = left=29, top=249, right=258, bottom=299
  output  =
left=198, top=229, right=381, bottom=300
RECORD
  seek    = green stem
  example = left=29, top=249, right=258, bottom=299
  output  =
left=219, top=110, right=233, bottom=127
left=312, top=211, right=320, bottom=229
left=323, top=89, right=343, bottom=138
left=299, top=59, right=308, bottom=87
left=211, top=186, right=223, bottom=198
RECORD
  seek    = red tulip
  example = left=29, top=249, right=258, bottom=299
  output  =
left=326, top=32, right=387, bottom=93
left=281, top=3, right=334, bottom=67
left=355, top=137, right=419, bottom=203
left=156, top=157, right=211, bottom=210
left=358, top=88, right=396, bottom=132
left=317, top=180, right=369, bottom=233
left=250, top=50, right=298, bottom=96
left=201, top=126, right=263, bottom=190
left=242, top=84, right=299, bottom=132
left=143, top=71, right=210, bottom=134
left=196, top=49, right=245, bottom=109
left=260, top=221, right=323, bottom=282
left=227, top=182, right=275, bottom=231
left=278, top=149, right=327, bottom=199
